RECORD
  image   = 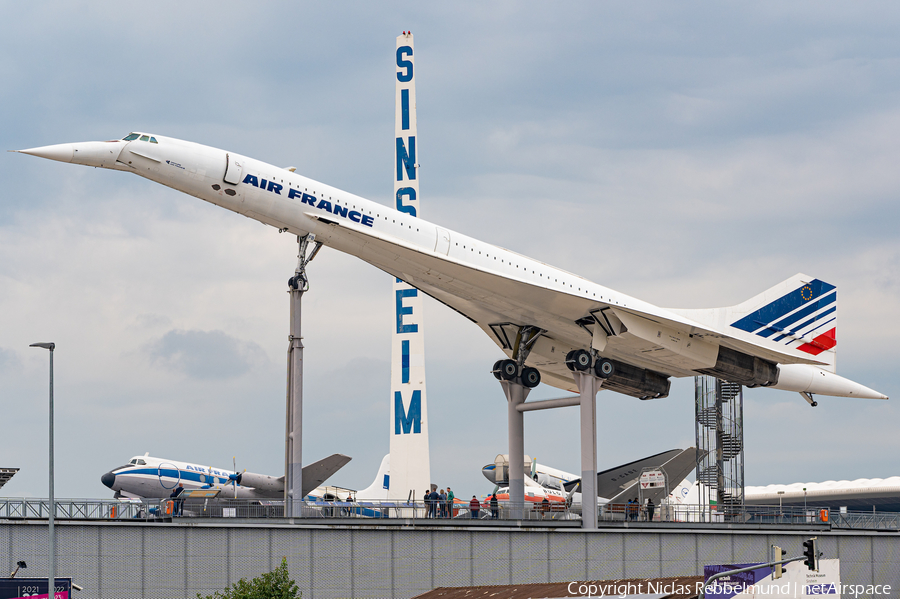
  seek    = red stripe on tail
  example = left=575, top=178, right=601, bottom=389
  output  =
left=796, top=328, right=836, bottom=356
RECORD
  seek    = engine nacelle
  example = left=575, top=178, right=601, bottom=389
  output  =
left=236, top=471, right=284, bottom=494
left=603, top=359, right=671, bottom=400
left=696, top=346, right=779, bottom=387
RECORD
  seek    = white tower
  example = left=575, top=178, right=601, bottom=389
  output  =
left=388, top=32, right=431, bottom=500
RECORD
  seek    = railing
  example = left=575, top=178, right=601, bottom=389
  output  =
left=610, top=503, right=830, bottom=525
left=0, top=498, right=897, bottom=530
left=0, top=498, right=130, bottom=520
left=829, top=510, right=900, bottom=530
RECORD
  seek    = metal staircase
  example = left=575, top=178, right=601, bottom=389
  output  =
left=695, top=376, right=745, bottom=519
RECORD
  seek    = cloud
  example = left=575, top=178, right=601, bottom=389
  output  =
left=0, top=347, right=20, bottom=372
left=1, top=1, right=898, bottom=499
left=146, top=330, right=268, bottom=380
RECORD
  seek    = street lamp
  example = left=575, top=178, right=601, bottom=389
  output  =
left=30, top=342, right=55, bottom=599
left=10, top=561, right=27, bottom=578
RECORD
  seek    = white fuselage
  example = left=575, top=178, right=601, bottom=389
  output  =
left=18, top=134, right=888, bottom=400
left=102, top=455, right=282, bottom=500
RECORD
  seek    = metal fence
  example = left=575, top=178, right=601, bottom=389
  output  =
left=2, top=497, right=897, bottom=530
left=2, top=520, right=897, bottom=599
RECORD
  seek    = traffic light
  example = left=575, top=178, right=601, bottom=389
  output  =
left=772, top=545, right=785, bottom=579
left=802, top=537, right=819, bottom=572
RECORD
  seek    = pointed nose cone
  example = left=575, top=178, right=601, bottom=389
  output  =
left=865, top=388, right=889, bottom=400
left=101, top=471, right=116, bottom=489
left=17, top=143, right=76, bottom=163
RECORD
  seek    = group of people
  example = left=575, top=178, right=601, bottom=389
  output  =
left=424, top=487, right=455, bottom=518
left=624, top=497, right=655, bottom=521
left=422, top=489, right=502, bottom=520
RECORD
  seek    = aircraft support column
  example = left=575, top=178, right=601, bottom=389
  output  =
left=284, top=234, right=321, bottom=518
left=575, top=371, right=602, bottom=530
left=285, top=284, right=302, bottom=517
left=500, top=380, right=530, bottom=519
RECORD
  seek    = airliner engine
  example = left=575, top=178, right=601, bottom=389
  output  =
left=696, top=346, right=779, bottom=388
left=233, top=471, right=284, bottom=494
left=600, top=359, right=671, bottom=400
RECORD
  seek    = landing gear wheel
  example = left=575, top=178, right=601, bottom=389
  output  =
left=492, top=360, right=503, bottom=380
left=499, top=359, right=519, bottom=381
left=594, top=359, right=615, bottom=379
left=288, top=276, right=299, bottom=290
left=571, top=349, right=592, bottom=372
left=564, top=350, right=576, bottom=371
left=521, top=367, right=541, bottom=388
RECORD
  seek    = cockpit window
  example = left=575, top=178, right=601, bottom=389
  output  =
left=129, top=459, right=137, bottom=465
left=136, top=459, right=146, bottom=465
left=149, top=137, right=158, bottom=144
left=139, top=135, right=150, bottom=142
left=123, top=133, right=140, bottom=141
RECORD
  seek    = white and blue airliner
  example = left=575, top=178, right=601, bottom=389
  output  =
left=17, top=133, right=887, bottom=405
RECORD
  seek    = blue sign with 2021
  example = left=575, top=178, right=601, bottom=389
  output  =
left=0, top=578, right=72, bottom=599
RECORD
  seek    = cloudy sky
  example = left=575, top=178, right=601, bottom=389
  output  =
left=2, top=2, right=898, bottom=500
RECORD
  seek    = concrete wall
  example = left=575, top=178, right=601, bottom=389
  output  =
left=1, top=520, right=897, bottom=599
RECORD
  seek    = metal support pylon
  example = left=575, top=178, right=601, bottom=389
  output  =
left=495, top=325, right=543, bottom=520
left=574, top=370, right=602, bottom=530
left=284, top=234, right=321, bottom=518
left=500, top=379, right=531, bottom=520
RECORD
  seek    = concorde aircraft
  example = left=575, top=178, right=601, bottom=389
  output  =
left=16, top=133, right=888, bottom=403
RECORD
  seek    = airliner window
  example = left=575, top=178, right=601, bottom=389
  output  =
left=149, top=137, right=158, bottom=144
left=139, top=135, right=150, bottom=142
left=123, top=133, right=140, bottom=141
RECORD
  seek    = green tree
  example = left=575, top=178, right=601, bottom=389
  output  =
left=198, top=557, right=300, bottom=599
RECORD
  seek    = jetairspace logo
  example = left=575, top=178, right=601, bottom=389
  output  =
left=241, top=174, right=375, bottom=228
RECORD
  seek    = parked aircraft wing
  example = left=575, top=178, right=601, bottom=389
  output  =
left=302, top=454, right=351, bottom=498
left=309, top=216, right=828, bottom=392
left=564, top=449, right=682, bottom=497
left=607, top=447, right=701, bottom=505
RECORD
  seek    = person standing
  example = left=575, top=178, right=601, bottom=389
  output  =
left=422, top=490, right=430, bottom=519
left=469, top=495, right=480, bottom=519
left=490, top=493, right=499, bottom=519
left=170, top=483, right=184, bottom=516
left=646, top=497, right=655, bottom=522
left=429, top=489, right=439, bottom=518
left=446, top=486, right=455, bottom=518
left=439, top=489, right=447, bottom=518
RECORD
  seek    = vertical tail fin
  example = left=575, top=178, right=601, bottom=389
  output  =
left=727, top=274, right=837, bottom=372
left=356, top=454, right=391, bottom=501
